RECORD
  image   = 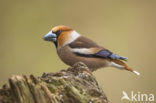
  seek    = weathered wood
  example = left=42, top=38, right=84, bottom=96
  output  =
left=0, top=62, right=109, bottom=103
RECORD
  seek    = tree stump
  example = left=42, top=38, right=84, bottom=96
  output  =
left=0, top=62, right=109, bottom=103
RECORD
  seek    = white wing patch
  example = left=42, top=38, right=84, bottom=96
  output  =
left=72, top=48, right=93, bottom=55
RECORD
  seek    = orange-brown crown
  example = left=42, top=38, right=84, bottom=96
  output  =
left=52, top=25, right=73, bottom=33
left=52, top=25, right=79, bottom=47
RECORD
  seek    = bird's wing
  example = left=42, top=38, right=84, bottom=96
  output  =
left=69, top=36, right=128, bottom=61
left=69, top=36, right=100, bottom=48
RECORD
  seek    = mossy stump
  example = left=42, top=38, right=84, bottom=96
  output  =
left=0, top=62, right=109, bottom=103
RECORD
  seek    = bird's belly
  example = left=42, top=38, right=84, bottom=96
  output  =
left=77, top=57, right=109, bottom=71
left=57, top=46, right=109, bottom=71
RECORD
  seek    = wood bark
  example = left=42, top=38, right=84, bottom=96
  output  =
left=0, top=62, right=109, bottom=103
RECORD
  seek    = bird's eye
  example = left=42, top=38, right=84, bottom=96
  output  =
left=54, top=30, right=62, bottom=38
left=56, top=30, right=62, bottom=35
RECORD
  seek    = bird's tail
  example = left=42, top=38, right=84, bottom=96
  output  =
left=111, top=60, right=140, bottom=76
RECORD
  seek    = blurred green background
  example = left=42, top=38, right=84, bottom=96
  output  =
left=0, top=0, right=156, bottom=102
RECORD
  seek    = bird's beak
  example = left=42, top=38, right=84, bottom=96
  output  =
left=44, top=31, right=57, bottom=42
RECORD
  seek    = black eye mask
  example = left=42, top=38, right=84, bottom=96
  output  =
left=54, top=30, right=62, bottom=38
left=52, top=30, right=62, bottom=48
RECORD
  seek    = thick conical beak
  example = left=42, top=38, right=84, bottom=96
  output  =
left=44, top=31, right=57, bottom=42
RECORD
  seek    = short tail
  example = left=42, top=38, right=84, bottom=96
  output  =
left=111, top=60, right=140, bottom=76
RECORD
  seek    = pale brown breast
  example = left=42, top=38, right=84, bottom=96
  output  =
left=57, top=45, right=110, bottom=71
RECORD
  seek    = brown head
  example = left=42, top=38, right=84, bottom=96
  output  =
left=44, top=25, right=80, bottom=48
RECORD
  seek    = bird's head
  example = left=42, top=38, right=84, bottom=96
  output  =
left=44, top=25, right=80, bottom=48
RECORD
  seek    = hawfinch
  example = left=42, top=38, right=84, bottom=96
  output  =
left=44, top=25, right=140, bottom=75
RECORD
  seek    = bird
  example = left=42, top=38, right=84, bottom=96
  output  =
left=43, top=25, right=140, bottom=75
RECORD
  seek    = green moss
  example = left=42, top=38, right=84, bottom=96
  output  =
left=65, top=86, right=88, bottom=103
left=47, top=84, right=57, bottom=93
left=51, top=79, right=67, bottom=86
